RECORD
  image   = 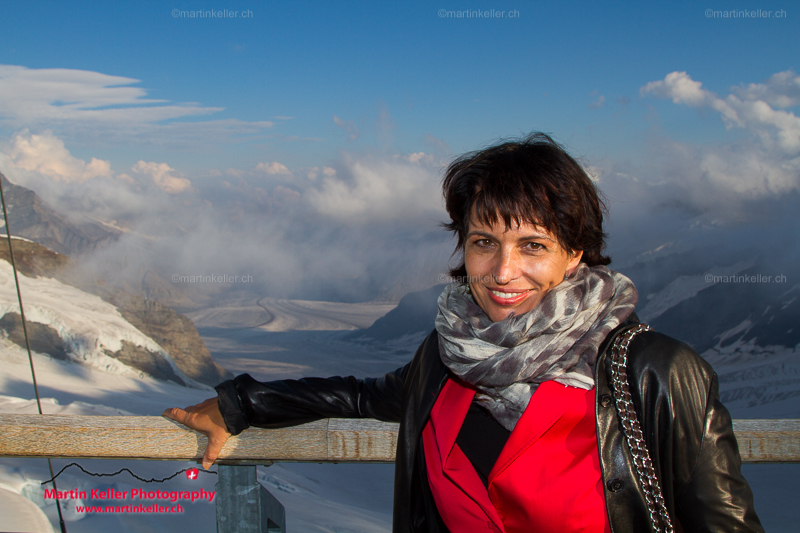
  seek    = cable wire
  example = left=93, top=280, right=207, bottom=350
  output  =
left=0, top=176, right=68, bottom=533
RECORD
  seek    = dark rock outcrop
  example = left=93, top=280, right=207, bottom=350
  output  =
left=0, top=312, right=71, bottom=361
left=102, top=340, right=186, bottom=385
left=0, top=236, right=69, bottom=277
left=104, top=291, right=230, bottom=386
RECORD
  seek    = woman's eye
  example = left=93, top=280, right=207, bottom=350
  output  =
left=472, top=238, right=494, bottom=248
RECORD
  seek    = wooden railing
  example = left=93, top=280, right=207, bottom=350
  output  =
left=0, top=415, right=399, bottom=463
left=2, top=414, right=798, bottom=463
left=2, top=414, right=799, bottom=532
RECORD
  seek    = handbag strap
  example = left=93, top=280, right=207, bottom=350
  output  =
left=608, top=323, right=674, bottom=533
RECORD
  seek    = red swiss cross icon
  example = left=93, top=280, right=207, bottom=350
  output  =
left=186, top=467, right=199, bottom=480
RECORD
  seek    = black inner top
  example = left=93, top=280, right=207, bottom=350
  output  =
left=455, top=400, right=512, bottom=488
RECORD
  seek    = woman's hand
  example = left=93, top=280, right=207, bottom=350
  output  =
left=162, top=397, right=232, bottom=469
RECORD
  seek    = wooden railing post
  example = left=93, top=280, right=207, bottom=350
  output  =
left=216, top=464, right=285, bottom=533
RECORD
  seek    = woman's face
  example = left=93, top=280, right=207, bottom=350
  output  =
left=464, top=213, right=583, bottom=322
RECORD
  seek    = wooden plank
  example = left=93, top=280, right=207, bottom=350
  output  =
left=327, top=418, right=399, bottom=462
left=0, top=414, right=329, bottom=462
left=733, top=419, right=800, bottom=463
left=0, top=414, right=797, bottom=463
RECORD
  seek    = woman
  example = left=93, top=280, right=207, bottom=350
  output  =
left=165, top=133, right=762, bottom=532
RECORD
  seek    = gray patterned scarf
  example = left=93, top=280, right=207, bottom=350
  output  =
left=435, top=263, right=638, bottom=430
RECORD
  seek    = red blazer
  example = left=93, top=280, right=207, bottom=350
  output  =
left=423, top=378, right=611, bottom=533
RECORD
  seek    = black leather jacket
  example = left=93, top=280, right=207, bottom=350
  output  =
left=216, top=324, right=763, bottom=532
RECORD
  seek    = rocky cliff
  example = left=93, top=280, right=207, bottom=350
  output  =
left=0, top=173, right=120, bottom=256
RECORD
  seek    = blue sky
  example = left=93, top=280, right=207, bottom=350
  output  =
left=0, top=0, right=798, bottom=300
left=2, top=1, right=796, bottom=166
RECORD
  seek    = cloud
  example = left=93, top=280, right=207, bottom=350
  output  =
left=589, top=93, right=606, bottom=109
left=131, top=161, right=191, bottom=194
left=1, top=129, right=190, bottom=195
left=71, top=149, right=452, bottom=303
left=396, top=152, right=438, bottom=165
left=0, top=64, right=273, bottom=148
left=255, top=162, right=292, bottom=176
left=733, top=70, right=800, bottom=109
left=0, top=131, right=165, bottom=225
left=696, top=145, right=798, bottom=196
left=306, top=166, right=336, bottom=179
left=642, top=70, right=800, bottom=153
left=273, top=185, right=301, bottom=200
left=224, top=168, right=246, bottom=178
left=333, top=115, right=360, bottom=141
left=642, top=71, right=711, bottom=106
left=2, top=130, right=112, bottom=183
left=305, top=153, right=442, bottom=221
left=0, top=65, right=217, bottom=126
left=0, top=130, right=456, bottom=303
left=640, top=70, right=800, bottom=203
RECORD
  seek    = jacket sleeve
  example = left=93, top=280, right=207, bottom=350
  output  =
left=674, top=372, right=764, bottom=532
left=622, top=331, right=764, bottom=532
left=214, top=365, right=409, bottom=435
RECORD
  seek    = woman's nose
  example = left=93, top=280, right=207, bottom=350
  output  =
left=492, top=249, right=519, bottom=284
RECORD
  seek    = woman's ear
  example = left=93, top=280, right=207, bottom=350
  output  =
left=566, top=250, right=583, bottom=277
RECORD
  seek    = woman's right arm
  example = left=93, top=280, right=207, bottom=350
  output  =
left=163, top=364, right=410, bottom=468
left=215, top=365, right=410, bottom=431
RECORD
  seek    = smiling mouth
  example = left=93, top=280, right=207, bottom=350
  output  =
left=487, top=288, right=533, bottom=305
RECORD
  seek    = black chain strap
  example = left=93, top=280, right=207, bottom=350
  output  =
left=609, top=324, right=674, bottom=533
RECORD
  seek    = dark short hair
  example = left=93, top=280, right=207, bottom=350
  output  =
left=442, top=132, right=610, bottom=278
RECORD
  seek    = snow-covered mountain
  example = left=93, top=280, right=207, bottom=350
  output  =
left=0, top=251, right=196, bottom=385
left=627, top=251, right=800, bottom=417
left=0, top=236, right=230, bottom=387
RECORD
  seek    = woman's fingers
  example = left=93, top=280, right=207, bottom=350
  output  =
left=203, top=430, right=230, bottom=470
left=161, top=406, right=190, bottom=424
left=162, top=398, right=232, bottom=468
